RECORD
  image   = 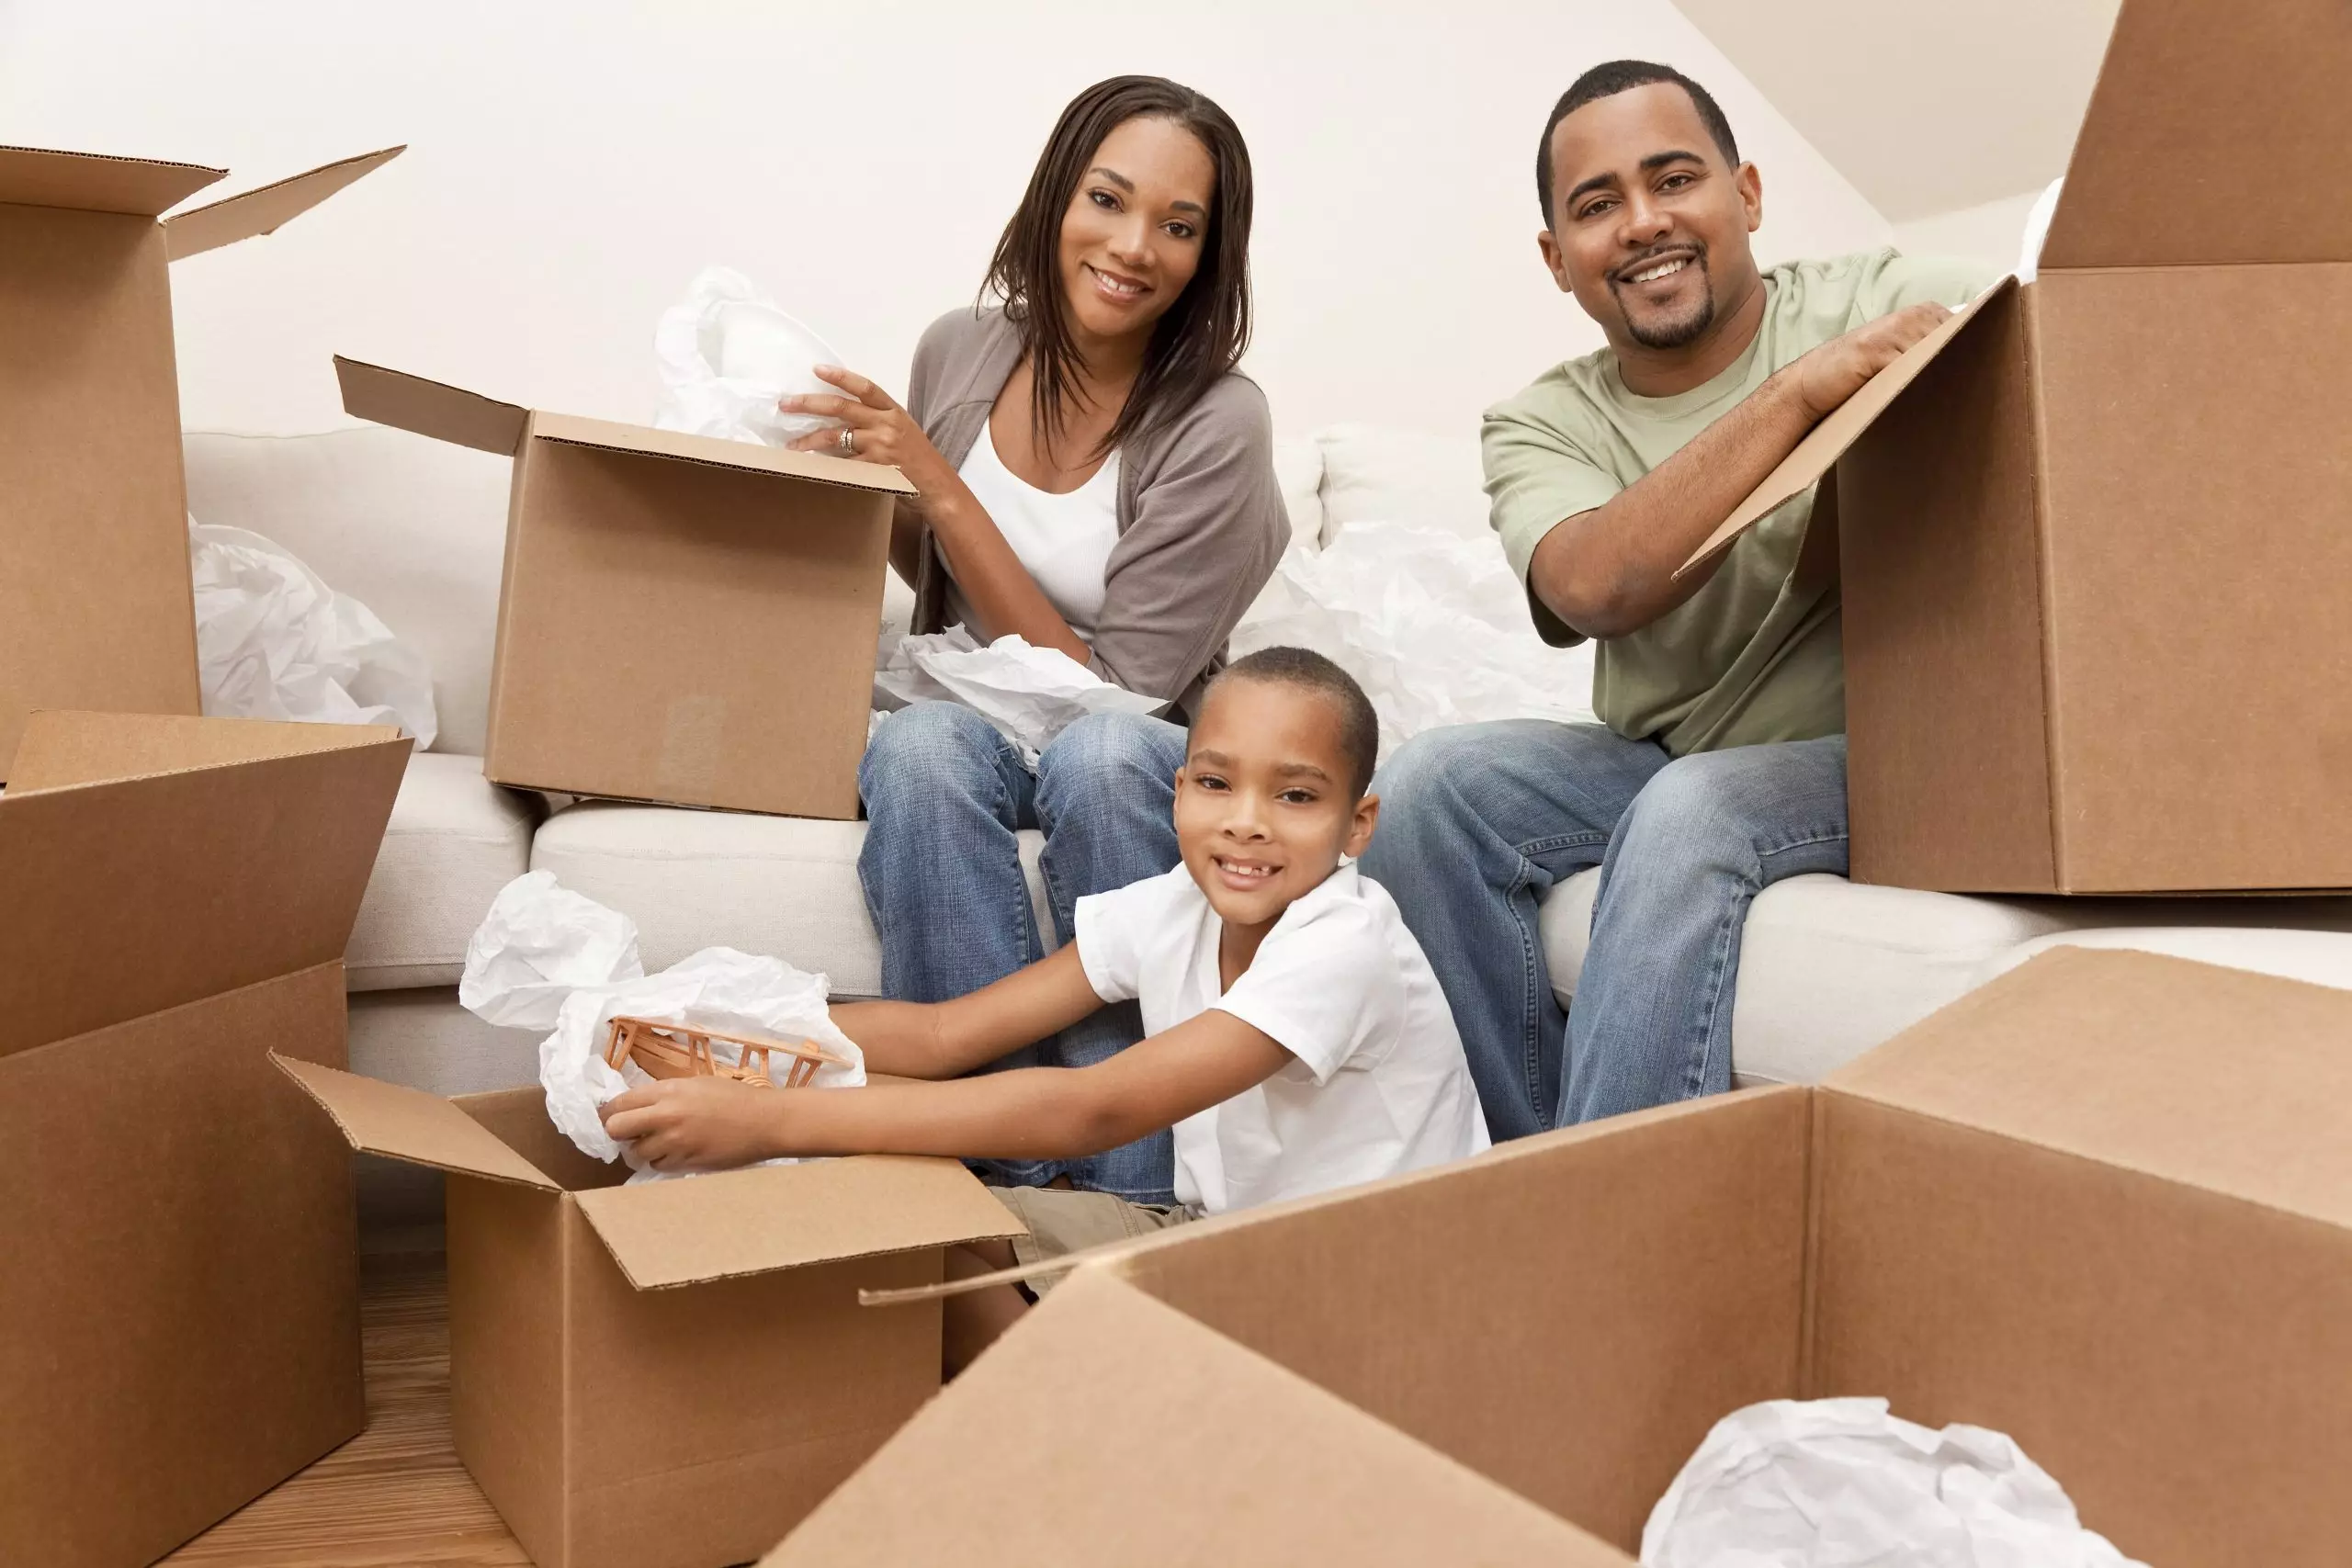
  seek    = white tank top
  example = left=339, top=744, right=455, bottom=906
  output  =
left=950, top=418, right=1121, bottom=636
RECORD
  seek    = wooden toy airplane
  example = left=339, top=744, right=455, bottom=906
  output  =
left=603, top=1015, right=845, bottom=1089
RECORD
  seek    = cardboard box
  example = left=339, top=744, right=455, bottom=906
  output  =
left=333, top=357, right=913, bottom=818
left=0, top=711, right=409, bottom=1568
left=277, top=1060, right=1022, bottom=1568
left=767, top=948, right=2352, bottom=1567
left=1686, top=0, right=2352, bottom=894
left=0, top=144, right=401, bottom=778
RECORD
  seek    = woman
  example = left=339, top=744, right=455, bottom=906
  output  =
left=780, top=75, right=1286, bottom=1204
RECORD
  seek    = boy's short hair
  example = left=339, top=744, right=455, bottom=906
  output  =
left=1209, top=646, right=1380, bottom=797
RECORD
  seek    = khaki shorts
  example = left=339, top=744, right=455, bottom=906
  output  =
left=988, top=1184, right=1193, bottom=1298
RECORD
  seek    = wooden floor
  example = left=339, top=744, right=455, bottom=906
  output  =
left=162, top=1240, right=531, bottom=1568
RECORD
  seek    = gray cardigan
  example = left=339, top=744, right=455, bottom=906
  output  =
left=902, top=306, right=1288, bottom=717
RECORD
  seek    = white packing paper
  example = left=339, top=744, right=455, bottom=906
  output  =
left=652, top=265, right=847, bottom=446
left=872, top=625, right=1165, bottom=764
left=1231, top=523, right=1596, bottom=762
left=458, top=872, right=864, bottom=1176
left=2014, top=176, right=2065, bottom=287
left=188, top=517, right=439, bottom=749
left=1641, top=1398, right=2148, bottom=1568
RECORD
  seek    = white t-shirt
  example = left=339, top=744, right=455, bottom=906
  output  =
left=950, top=418, right=1121, bottom=636
left=1074, top=863, right=1490, bottom=1215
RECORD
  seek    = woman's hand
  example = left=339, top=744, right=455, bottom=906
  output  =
left=783, top=367, right=960, bottom=503
left=600, top=1077, right=786, bottom=1174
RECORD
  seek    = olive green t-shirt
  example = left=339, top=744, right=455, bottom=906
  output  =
left=1482, top=248, right=1994, bottom=756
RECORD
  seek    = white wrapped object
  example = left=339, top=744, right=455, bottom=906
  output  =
left=653, top=265, right=845, bottom=446
left=874, top=625, right=1166, bottom=764
left=458, top=873, right=865, bottom=1171
left=1231, top=523, right=1595, bottom=762
left=2015, top=177, right=2065, bottom=286
left=1641, top=1398, right=2147, bottom=1568
left=189, top=517, right=438, bottom=749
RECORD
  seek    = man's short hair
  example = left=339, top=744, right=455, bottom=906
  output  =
left=1536, top=60, right=1741, bottom=227
left=1210, top=646, right=1379, bottom=798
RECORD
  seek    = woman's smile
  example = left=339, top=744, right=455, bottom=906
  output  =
left=1082, top=261, right=1152, bottom=306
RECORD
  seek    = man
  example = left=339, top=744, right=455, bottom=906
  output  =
left=1362, top=61, right=1993, bottom=1139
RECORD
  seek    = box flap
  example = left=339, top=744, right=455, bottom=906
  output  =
left=0, top=716, right=409, bottom=1061
left=764, top=1269, right=1624, bottom=1565
left=2041, top=0, right=2352, bottom=270
left=529, top=410, right=920, bottom=494
left=1677, top=279, right=2014, bottom=578
left=163, top=145, right=403, bottom=261
left=335, top=355, right=527, bottom=456
left=573, top=1155, right=1023, bottom=1290
left=6, top=709, right=398, bottom=794
left=0, top=144, right=223, bottom=218
left=272, top=1055, right=560, bottom=1190
left=1826, top=947, right=2352, bottom=1230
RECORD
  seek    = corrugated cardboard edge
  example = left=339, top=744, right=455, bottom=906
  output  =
left=765, top=1269, right=1629, bottom=1566
left=163, top=145, right=403, bottom=261
left=0, top=143, right=225, bottom=217
left=571, top=1154, right=1025, bottom=1291
left=1822, top=947, right=2352, bottom=1231
left=528, top=410, right=920, bottom=494
left=1676, top=278, right=2018, bottom=579
left=6, top=710, right=401, bottom=793
left=272, top=1055, right=561, bottom=1190
left=336, top=355, right=528, bottom=456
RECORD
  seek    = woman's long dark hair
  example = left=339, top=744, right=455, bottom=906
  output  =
left=983, top=75, right=1254, bottom=457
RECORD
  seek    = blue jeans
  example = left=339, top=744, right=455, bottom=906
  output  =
left=857, top=701, right=1186, bottom=1202
left=1360, top=722, right=1849, bottom=1140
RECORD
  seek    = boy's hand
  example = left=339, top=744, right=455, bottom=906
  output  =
left=600, top=1077, right=783, bottom=1174
left=1791, top=302, right=1952, bottom=420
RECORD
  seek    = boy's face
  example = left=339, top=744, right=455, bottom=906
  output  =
left=1173, top=677, right=1379, bottom=931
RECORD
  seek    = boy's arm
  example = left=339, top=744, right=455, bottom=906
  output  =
left=829, top=945, right=1105, bottom=1080
left=601, top=1010, right=1292, bottom=1175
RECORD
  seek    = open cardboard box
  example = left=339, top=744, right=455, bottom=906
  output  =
left=334, top=357, right=914, bottom=819
left=767, top=948, right=2352, bottom=1567
left=0, top=143, right=401, bottom=778
left=0, top=711, right=409, bottom=1568
left=276, top=1058, right=1023, bottom=1568
left=1684, top=0, right=2352, bottom=895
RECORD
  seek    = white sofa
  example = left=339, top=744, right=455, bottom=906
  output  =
left=185, top=423, right=2352, bottom=1215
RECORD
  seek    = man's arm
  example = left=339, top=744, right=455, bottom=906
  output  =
left=1530, top=301, right=1952, bottom=639
left=826, top=945, right=1105, bottom=1081
left=600, top=1010, right=1293, bottom=1174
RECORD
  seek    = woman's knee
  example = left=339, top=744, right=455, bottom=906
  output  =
left=860, top=701, right=1007, bottom=813
left=1035, top=711, right=1183, bottom=806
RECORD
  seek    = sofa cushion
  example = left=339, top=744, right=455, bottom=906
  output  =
left=347, top=752, right=540, bottom=991
left=528, top=802, right=1059, bottom=998
left=184, top=427, right=512, bottom=757
left=1314, top=423, right=1489, bottom=546
left=1981, top=925, right=2352, bottom=991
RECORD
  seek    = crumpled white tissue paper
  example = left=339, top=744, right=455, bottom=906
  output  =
left=189, top=516, right=438, bottom=749
left=1641, top=1398, right=2147, bottom=1568
left=872, top=625, right=1165, bottom=764
left=653, top=265, right=846, bottom=446
left=2014, top=177, right=2065, bottom=287
left=458, top=871, right=864, bottom=1178
left=1232, top=523, right=1595, bottom=761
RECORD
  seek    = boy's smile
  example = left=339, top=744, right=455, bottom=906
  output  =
left=1173, top=675, right=1379, bottom=965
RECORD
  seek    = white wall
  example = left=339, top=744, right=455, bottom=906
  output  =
left=1, top=0, right=1894, bottom=442
left=1893, top=187, right=2045, bottom=277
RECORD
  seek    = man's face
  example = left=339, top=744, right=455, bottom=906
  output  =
left=1538, top=82, right=1763, bottom=352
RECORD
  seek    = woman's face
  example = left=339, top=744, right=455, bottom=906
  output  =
left=1057, top=114, right=1216, bottom=352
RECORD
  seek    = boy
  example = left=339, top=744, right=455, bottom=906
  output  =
left=602, top=647, right=1487, bottom=1366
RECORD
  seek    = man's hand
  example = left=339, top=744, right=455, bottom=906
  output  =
left=601, top=1077, right=784, bottom=1175
left=1791, top=302, right=1951, bottom=420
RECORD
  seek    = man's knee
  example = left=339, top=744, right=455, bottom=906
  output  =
left=1618, top=746, right=1822, bottom=864
left=1035, top=711, right=1181, bottom=807
left=861, top=701, right=1002, bottom=808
